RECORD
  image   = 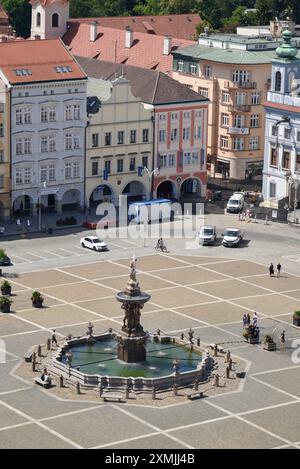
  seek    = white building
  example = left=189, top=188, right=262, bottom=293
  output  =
left=30, top=0, right=69, bottom=40
left=262, top=29, right=300, bottom=209
left=0, top=38, right=87, bottom=216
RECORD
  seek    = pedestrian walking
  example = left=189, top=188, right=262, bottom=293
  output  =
left=253, top=312, right=258, bottom=327
left=277, top=262, right=282, bottom=278
left=242, top=314, right=248, bottom=328
left=280, top=330, right=286, bottom=351
left=51, top=330, right=58, bottom=347
left=269, top=263, right=274, bottom=277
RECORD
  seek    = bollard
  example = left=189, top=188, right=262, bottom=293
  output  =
left=46, top=338, right=51, bottom=351
left=125, top=386, right=130, bottom=400
left=59, top=375, right=64, bottom=388
left=226, top=366, right=230, bottom=379
left=152, top=387, right=156, bottom=400
left=197, top=337, right=200, bottom=347
left=226, top=350, right=231, bottom=363
left=75, top=381, right=80, bottom=394
left=214, top=374, right=219, bottom=387
left=194, top=380, right=199, bottom=391
left=173, top=384, right=178, bottom=396
left=37, top=344, right=42, bottom=357
left=32, top=352, right=36, bottom=372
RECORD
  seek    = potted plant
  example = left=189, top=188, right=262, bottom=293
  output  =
left=0, top=296, right=13, bottom=313
left=1, top=280, right=11, bottom=296
left=263, top=334, right=276, bottom=351
left=31, top=291, right=44, bottom=308
left=293, top=310, right=300, bottom=327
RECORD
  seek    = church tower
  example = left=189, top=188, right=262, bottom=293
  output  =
left=30, top=0, right=69, bottom=40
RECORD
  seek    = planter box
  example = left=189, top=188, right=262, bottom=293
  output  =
left=293, top=316, right=300, bottom=327
left=0, top=304, right=11, bottom=313
left=1, top=286, right=11, bottom=296
left=32, top=299, right=43, bottom=308
left=264, top=342, right=276, bottom=351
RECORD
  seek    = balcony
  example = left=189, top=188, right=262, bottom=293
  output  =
left=267, top=91, right=300, bottom=107
left=227, top=127, right=249, bottom=135
left=228, top=104, right=251, bottom=112
left=229, top=81, right=257, bottom=89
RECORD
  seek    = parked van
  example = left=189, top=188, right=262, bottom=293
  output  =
left=226, top=192, right=244, bottom=213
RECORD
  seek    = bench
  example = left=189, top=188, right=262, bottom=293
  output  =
left=24, top=350, right=33, bottom=363
left=102, top=391, right=125, bottom=402
left=34, top=377, right=52, bottom=388
left=187, top=391, right=204, bottom=400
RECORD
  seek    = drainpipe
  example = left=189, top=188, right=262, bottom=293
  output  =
left=151, top=112, right=155, bottom=199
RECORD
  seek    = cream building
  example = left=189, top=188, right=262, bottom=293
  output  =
left=0, top=80, right=10, bottom=220
left=85, top=76, right=153, bottom=208
left=172, top=33, right=294, bottom=181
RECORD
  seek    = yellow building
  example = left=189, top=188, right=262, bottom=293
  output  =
left=172, top=33, right=290, bottom=181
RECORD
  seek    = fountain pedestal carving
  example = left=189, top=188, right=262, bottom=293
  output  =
left=116, top=256, right=150, bottom=363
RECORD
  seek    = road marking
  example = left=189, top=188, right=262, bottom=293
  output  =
left=58, top=248, right=81, bottom=257
left=43, top=250, right=65, bottom=258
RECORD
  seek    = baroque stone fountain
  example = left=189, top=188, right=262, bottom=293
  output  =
left=50, top=256, right=214, bottom=391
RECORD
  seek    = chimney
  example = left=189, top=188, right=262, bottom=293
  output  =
left=163, top=36, right=172, bottom=55
left=125, top=26, right=133, bottom=48
left=90, top=21, right=97, bottom=42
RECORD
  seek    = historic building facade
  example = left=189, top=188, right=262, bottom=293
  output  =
left=0, top=38, right=87, bottom=217
left=262, top=30, right=300, bottom=210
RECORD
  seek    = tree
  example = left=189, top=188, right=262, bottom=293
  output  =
left=255, top=0, right=273, bottom=25
left=2, top=0, right=31, bottom=38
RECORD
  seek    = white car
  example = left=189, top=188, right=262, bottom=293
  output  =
left=199, top=226, right=217, bottom=245
left=222, top=228, right=244, bottom=247
left=80, top=236, right=108, bottom=251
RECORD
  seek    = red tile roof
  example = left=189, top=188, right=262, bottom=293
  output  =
left=69, top=13, right=201, bottom=40
left=0, top=5, right=8, bottom=20
left=63, top=23, right=194, bottom=74
left=29, top=0, right=68, bottom=6
left=0, top=38, right=86, bottom=84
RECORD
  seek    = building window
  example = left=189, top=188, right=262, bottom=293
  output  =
left=0, top=175, right=3, bottom=189
left=73, top=104, right=81, bottom=120
left=192, top=151, right=199, bottom=163
left=16, top=138, right=22, bottom=155
left=249, top=136, right=259, bottom=150
left=159, top=113, right=167, bottom=121
left=195, top=125, right=201, bottom=139
left=295, top=153, right=300, bottom=172
left=0, top=150, right=3, bottom=162
left=234, top=115, right=245, bottom=128
left=74, top=135, right=80, bottom=149
left=233, top=137, right=244, bottom=151
left=182, top=127, right=190, bottom=141
left=284, top=127, right=291, bottom=139
left=232, top=70, right=250, bottom=83
left=198, top=87, right=208, bottom=98
left=221, top=113, right=229, bottom=127
left=24, top=137, right=32, bottom=154
left=117, top=159, right=123, bottom=173
left=0, top=124, right=4, bottom=137
left=65, top=161, right=80, bottom=179
left=171, top=128, right=178, bottom=141
left=184, top=152, right=191, bottom=165
left=177, top=60, right=184, bottom=72
left=117, top=131, right=124, bottom=145
left=204, top=65, right=212, bottom=78
left=130, top=130, right=136, bottom=143
left=171, top=113, right=178, bottom=120
left=41, top=136, right=47, bottom=153
left=250, top=114, right=259, bottom=128
left=24, top=167, right=32, bottom=185
left=15, top=168, right=22, bottom=185
left=142, top=129, right=149, bottom=143
left=52, top=13, right=59, bottom=28
left=222, top=91, right=230, bottom=103
left=129, top=157, right=135, bottom=171
left=168, top=154, right=175, bottom=167
left=283, top=150, right=290, bottom=169
left=41, top=106, right=56, bottom=123
left=275, top=71, right=281, bottom=92
left=235, top=92, right=246, bottom=105
left=65, top=105, right=72, bottom=121
left=270, top=147, right=277, bottom=166
left=251, top=92, right=260, bottom=105
left=65, top=133, right=72, bottom=151
left=183, top=112, right=190, bottom=119
left=16, top=109, right=22, bottom=125
left=41, top=107, right=48, bottom=122
left=189, top=63, right=197, bottom=75
left=220, top=136, right=229, bottom=149
left=92, top=161, right=98, bottom=176
left=159, top=130, right=166, bottom=142
left=105, top=132, right=111, bottom=146
left=73, top=162, right=80, bottom=178
left=48, top=164, right=56, bottom=182
left=65, top=104, right=80, bottom=121
left=142, top=155, right=148, bottom=168
left=92, top=133, right=99, bottom=147
left=271, top=125, right=278, bottom=137
left=36, top=12, right=41, bottom=27
left=297, top=131, right=300, bottom=142
left=269, top=182, right=276, bottom=198
left=103, top=161, right=110, bottom=174
left=65, top=163, right=71, bottom=179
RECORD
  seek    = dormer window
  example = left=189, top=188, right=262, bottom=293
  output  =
left=55, top=66, right=72, bottom=73
left=14, top=69, right=32, bottom=77
left=52, top=13, right=59, bottom=28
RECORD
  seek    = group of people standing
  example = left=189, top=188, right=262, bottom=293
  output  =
left=269, top=262, right=281, bottom=277
left=243, top=312, right=258, bottom=328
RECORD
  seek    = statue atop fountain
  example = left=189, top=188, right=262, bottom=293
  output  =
left=116, top=256, right=151, bottom=362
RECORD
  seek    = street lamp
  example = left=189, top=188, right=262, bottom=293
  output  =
left=138, top=166, right=160, bottom=199
left=38, top=181, right=47, bottom=231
